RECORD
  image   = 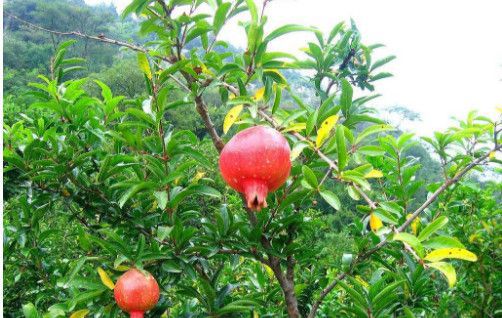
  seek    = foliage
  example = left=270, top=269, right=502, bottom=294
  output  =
left=3, top=1, right=501, bottom=318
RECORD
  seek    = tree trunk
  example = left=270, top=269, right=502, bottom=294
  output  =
left=269, top=257, right=301, bottom=318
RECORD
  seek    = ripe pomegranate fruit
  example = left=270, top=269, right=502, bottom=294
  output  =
left=114, top=268, right=160, bottom=318
left=219, top=125, right=291, bottom=211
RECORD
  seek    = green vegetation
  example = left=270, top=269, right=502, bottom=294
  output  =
left=3, top=0, right=501, bottom=317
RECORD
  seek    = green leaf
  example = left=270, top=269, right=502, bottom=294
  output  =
left=279, top=189, right=310, bottom=211
left=94, top=80, right=112, bottom=101
left=393, top=232, right=425, bottom=258
left=370, top=55, right=396, bottom=71
left=306, top=109, right=318, bottom=136
left=371, top=72, right=393, bottom=81
left=428, top=262, right=456, bottom=288
left=154, top=191, right=168, bottom=210
left=336, top=125, right=347, bottom=170
left=186, top=26, right=213, bottom=44
left=339, top=281, right=367, bottom=308
left=213, top=2, right=231, bottom=34
left=272, top=86, right=282, bottom=114
left=355, top=124, right=394, bottom=145
left=22, top=303, right=39, bottom=318
left=119, top=182, right=156, bottom=208
left=357, top=145, right=385, bottom=156
left=422, top=236, right=465, bottom=249
left=418, top=216, right=448, bottom=241
left=264, top=24, right=316, bottom=43
left=245, top=0, right=258, bottom=23
left=371, top=280, right=403, bottom=304
left=157, top=226, right=173, bottom=241
left=328, top=21, right=344, bottom=43
left=302, top=166, right=318, bottom=189
left=340, top=79, right=353, bottom=116
left=374, top=208, right=398, bottom=225
left=320, top=189, right=341, bottom=211
left=170, top=185, right=221, bottom=207
left=137, top=53, right=152, bottom=80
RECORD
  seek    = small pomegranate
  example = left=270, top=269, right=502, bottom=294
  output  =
left=114, top=268, right=160, bottom=318
left=219, top=125, right=291, bottom=211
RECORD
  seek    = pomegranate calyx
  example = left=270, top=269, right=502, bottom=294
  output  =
left=129, top=311, right=144, bottom=318
left=243, top=179, right=269, bottom=211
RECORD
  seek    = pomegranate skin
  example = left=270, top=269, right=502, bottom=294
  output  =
left=219, top=125, right=291, bottom=211
left=114, top=268, right=160, bottom=316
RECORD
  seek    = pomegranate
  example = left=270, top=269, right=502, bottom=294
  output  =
left=114, top=268, right=160, bottom=318
left=219, top=125, right=291, bottom=211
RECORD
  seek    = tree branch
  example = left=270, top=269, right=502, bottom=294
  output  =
left=194, top=95, right=225, bottom=153
left=307, top=145, right=500, bottom=318
left=6, top=13, right=166, bottom=61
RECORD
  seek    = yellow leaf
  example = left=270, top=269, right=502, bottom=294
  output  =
left=283, top=123, right=306, bottom=133
left=424, top=248, right=478, bottom=262
left=223, top=104, right=243, bottom=134
left=481, top=221, right=492, bottom=234
left=355, top=275, right=369, bottom=288
left=253, top=87, right=265, bottom=101
left=369, top=213, right=383, bottom=232
left=137, top=53, right=152, bottom=80
left=70, top=309, right=90, bottom=318
left=468, top=234, right=478, bottom=243
left=229, top=93, right=236, bottom=100
left=428, top=262, right=456, bottom=288
left=253, top=311, right=259, bottom=318
left=489, top=151, right=496, bottom=159
left=406, top=214, right=420, bottom=236
left=316, top=115, right=340, bottom=148
left=193, top=171, right=206, bottom=183
left=263, top=264, right=274, bottom=279
left=365, top=169, right=383, bottom=178
left=200, top=64, right=214, bottom=76
left=97, top=267, right=115, bottom=290
left=115, top=265, right=130, bottom=271
left=290, top=143, right=309, bottom=161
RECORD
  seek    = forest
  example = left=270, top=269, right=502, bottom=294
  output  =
left=2, top=0, right=501, bottom=317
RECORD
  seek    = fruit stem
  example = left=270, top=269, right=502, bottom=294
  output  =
left=130, top=311, right=144, bottom=318
left=242, top=179, right=268, bottom=211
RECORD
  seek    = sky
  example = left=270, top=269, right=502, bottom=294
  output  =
left=85, top=0, right=502, bottom=135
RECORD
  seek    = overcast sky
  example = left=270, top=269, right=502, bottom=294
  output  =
left=85, top=0, right=502, bottom=134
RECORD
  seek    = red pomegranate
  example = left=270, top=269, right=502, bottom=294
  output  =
left=114, top=268, right=160, bottom=318
left=219, top=125, right=291, bottom=211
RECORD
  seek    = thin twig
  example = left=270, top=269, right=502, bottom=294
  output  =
left=307, top=144, right=500, bottom=318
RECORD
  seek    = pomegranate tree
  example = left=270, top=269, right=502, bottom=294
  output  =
left=114, top=268, right=160, bottom=318
left=219, top=125, right=291, bottom=211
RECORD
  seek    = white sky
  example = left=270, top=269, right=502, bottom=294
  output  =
left=86, top=0, right=502, bottom=134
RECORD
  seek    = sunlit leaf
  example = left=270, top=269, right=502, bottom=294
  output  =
left=417, top=216, right=448, bottom=241
left=320, top=189, right=341, bottom=211
left=424, top=248, right=478, bottom=262
left=223, top=104, right=244, bottom=134
left=365, top=169, right=383, bottom=178
left=70, top=309, right=90, bottom=318
left=393, top=232, right=425, bottom=258
left=428, top=262, right=456, bottom=288
left=137, top=53, right=152, bottom=80
left=406, top=214, right=420, bottom=235
left=97, top=267, right=115, bottom=290
left=370, top=213, right=383, bottom=232
left=316, top=115, right=339, bottom=148
left=283, top=123, right=306, bottom=132
left=253, top=87, right=265, bottom=101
